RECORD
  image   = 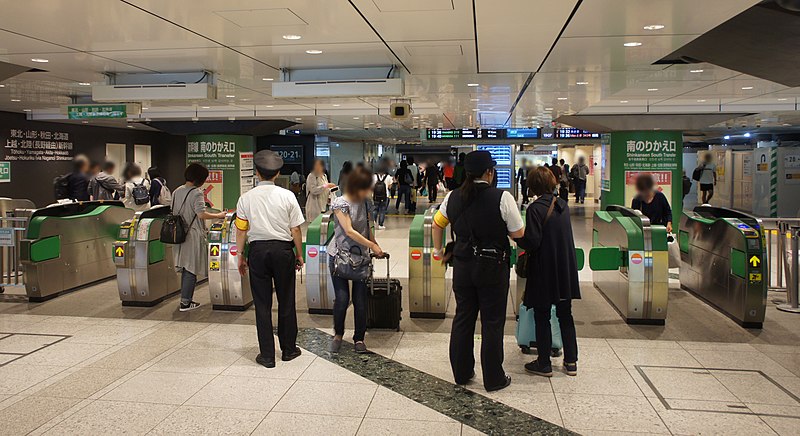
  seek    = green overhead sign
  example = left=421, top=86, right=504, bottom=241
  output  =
left=0, top=162, right=9, bottom=183
left=67, top=104, right=127, bottom=120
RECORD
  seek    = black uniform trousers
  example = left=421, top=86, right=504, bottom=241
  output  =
left=248, top=240, right=298, bottom=358
left=450, top=258, right=509, bottom=389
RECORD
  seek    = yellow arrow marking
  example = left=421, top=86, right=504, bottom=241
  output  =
left=210, top=245, right=220, bottom=256
left=749, top=255, right=760, bottom=267
left=115, top=247, right=124, bottom=257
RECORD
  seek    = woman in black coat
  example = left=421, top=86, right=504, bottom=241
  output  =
left=517, top=166, right=581, bottom=377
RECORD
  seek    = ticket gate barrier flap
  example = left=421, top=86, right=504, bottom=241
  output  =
left=679, top=206, right=767, bottom=328
left=590, top=207, right=669, bottom=325
left=116, top=206, right=181, bottom=307
left=408, top=208, right=449, bottom=319
left=305, top=212, right=336, bottom=314
left=208, top=213, right=253, bottom=311
left=21, top=201, right=134, bottom=302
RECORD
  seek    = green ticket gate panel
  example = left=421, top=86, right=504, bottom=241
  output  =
left=305, top=212, right=335, bottom=314
left=590, top=206, right=669, bottom=325
left=208, top=212, right=253, bottom=311
left=408, top=207, right=449, bottom=319
left=20, top=201, right=134, bottom=301
left=679, top=206, right=767, bottom=328
left=115, top=206, right=181, bottom=306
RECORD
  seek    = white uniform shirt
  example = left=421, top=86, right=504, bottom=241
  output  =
left=436, top=181, right=524, bottom=233
left=235, top=181, right=304, bottom=241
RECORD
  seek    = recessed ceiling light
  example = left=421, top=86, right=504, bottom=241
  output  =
left=467, top=83, right=480, bottom=87
left=353, top=117, right=360, bottom=119
left=30, top=58, right=48, bottom=63
left=643, top=24, right=665, bottom=31
left=142, top=107, right=149, bottom=110
left=262, top=77, right=274, bottom=81
left=741, top=86, right=754, bottom=90
left=697, top=99, right=707, bottom=102
left=22, top=109, right=31, bottom=112
left=0, top=84, right=5, bottom=88
left=576, top=81, right=589, bottom=85
left=724, top=135, right=731, bottom=140
left=283, top=34, right=302, bottom=40
left=690, top=69, right=704, bottom=73
left=225, top=95, right=235, bottom=98
left=266, top=105, right=274, bottom=108
left=620, top=100, right=629, bottom=103
left=648, top=88, right=659, bottom=92
left=10, top=99, right=20, bottom=102
left=744, top=132, right=751, bottom=138
left=544, top=107, right=553, bottom=111
left=127, top=125, right=134, bottom=128
left=778, top=98, right=789, bottom=101
left=305, top=49, right=323, bottom=55
left=201, top=106, right=210, bottom=109
left=78, top=82, right=91, bottom=86
left=623, top=42, right=642, bottom=47
left=470, top=98, right=479, bottom=102
left=557, top=97, right=568, bottom=101
left=332, top=104, right=341, bottom=107
left=296, top=118, right=303, bottom=121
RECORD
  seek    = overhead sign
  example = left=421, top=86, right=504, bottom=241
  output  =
left=67, top=104, right=127, bottom=119
left=270, top=145, right=303, bottom=164
left=0, top=162, right=9, bottom=183
left=506, top=128, right=541, bottom=139
left=555, top=128, right=601, bottom=139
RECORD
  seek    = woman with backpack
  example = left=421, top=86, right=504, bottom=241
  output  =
left=372, top=165, right=390, bottom=230
left=148, top=167, right=171, bottom=207
left=122, top=163, right=151, bottom=212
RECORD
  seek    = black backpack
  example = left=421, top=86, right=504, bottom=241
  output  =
left=373, top=174, right=388, bottom=201
left=53, top=174, right=71, bottom=200
left=692, top=165, right=705, bottom=182
left=160, top=187, right=198, bottom=244
left=131, top=180, right=150, bottom=205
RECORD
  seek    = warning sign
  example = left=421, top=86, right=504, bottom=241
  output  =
left=209, top=260, right=220, bottom=271
left=308, top=247, right=318, bottom=258
left=210, top=244, right=221, bottom=257
left=631, top=253, right=643, bottom=265
left=410, top=249, right=422, bottom=261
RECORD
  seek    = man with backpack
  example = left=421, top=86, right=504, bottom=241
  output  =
left=694, top=153, right=717, bottom=204
left=89, top=161, right=124, bottom=201
left=423, top=161, right=441, bottom=203
left=373, top=166, right=390, bottom=230
left=148, top=167, right=172, bottom=206
left=54, top=155, right=91, bottom=201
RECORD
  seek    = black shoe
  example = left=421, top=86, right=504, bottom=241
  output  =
left=564, top=362, right=578, bottom=376
left=255, top=354, right=276, bottom=368
left=485, top=375, right=512, bottom=392
left=282, top=347, right=301, bottom=362
left=456, top=370, right=476, bottom=386
left=179, top=301, right=201, bottom=312
left=525, top=360, right=553, bottom=377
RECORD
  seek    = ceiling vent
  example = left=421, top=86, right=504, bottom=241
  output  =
left=92, top=83, right=216, bottom=102
left=272, top=79, right=404, bottom=99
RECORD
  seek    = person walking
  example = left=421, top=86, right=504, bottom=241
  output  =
left=338, top=161, right=354, bottom=196
left=698, top=153, right=717, bottom=204
left=517, top=167, right=580, bottom=377
left=122, top=162, right=151, bottom=212
left=373, top=165, right=390, bottom=230
left=172, top=163, right=228, bottom=312
left=64, top=155, right=91, bottom=201
left=452, top=152, right=466, bottom=189
left=148, top=167, right=171, bottom=207
left=570, top=157, right=590, bottom=204
left=516, top=159, right=529, bottom=207
left=89, top=161, right=124, bottom=201
left=329, top=167, right=384, bottom=354
left=407, top=156, right=419, bottom=213
left=394, top=160, right=414, bottom=213
left=424, top=161, right=441, bottom=203
left=236, top=151, right=305, bottom=368
left=306, top=159, right=335, bottom=222
left=431, top=151, right=524, bottom=392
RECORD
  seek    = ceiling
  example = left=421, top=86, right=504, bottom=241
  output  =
left=0, top=0, right=797, bottom=142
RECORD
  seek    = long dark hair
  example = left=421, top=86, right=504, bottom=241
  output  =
left=459, top=169, right=489, bottom=205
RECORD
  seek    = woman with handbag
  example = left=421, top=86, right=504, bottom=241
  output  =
left=329, top=166, right=384, bottom=354
left=517, top=166, right=580, bottom=377
left=172, top=163, right=227, bottom=312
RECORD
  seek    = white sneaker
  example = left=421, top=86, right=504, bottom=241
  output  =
left=377, top=225, right=386, bottom=230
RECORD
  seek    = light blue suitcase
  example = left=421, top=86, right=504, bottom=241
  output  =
left=516, top=304, right=563, bottom=356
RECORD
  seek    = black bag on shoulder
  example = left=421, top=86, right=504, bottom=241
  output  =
left=692, top=165, right=705, bottom=182
left=160, top=187, right=198, bottom=244
left=53, top=174, right=71, bottom=200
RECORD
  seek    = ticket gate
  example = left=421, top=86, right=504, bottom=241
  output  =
left=20, top=201, right=133, bottom=301
left=408, top=207, right=449, bottom=318
left=114, top=206, right=181, bottom=306
left=680, top=206, right=767, bottom=328
left=208, top=212, right=253, bottom=311
left=589, top=206, right=669, bottom=325
left=305, top=212, right=335, bottom=314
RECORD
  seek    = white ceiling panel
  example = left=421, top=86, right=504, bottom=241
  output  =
left=350, top=0, right=474, bottom=42
left=237, top=43, right=394, bottom=70
left=372, top=0, right=454, bottom=12
left=475, top=0, right=579, bottom=73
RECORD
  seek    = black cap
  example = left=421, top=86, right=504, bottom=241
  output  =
left=254, top=150, right=283, bottom=177
left=464, top=150, right=496, bottom=175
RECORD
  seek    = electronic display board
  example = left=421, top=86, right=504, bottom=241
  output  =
left=495, top=168, right=513, bottom=190
left=426, top=129, right=480, bottom=140
left=555, top=128, right=601, bottom=139
left=480, top=129, right=505, bottom=139
left=477, top=145, right=513, bottom=166
left=506, top=128, right=541, bottom=139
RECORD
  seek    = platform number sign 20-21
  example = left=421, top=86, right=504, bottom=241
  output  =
left=271, top=146, right=303, bottom=164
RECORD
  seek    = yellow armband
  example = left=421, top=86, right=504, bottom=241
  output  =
left=234, top=217, right=249, bottom=231
left=433, top=210, right=449, bottom=229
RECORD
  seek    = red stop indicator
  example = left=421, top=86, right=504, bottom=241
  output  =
left=411, top=250, right=422, bottom=260
left=230, top=245, right=238, bottom=256
left=308, top=247, right=319, bottom=258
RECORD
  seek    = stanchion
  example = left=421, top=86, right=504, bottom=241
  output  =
left=777, top=226, right=800, bottom=314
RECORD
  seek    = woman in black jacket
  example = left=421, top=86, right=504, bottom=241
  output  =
left=517, top=166, right=581, bottom=377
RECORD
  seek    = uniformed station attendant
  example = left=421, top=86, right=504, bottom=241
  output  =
left=235, top=150, right=305, bottom=369
left=432, top=150, right=524, bottom=392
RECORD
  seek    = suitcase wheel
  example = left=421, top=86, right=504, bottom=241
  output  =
left=519, top=345, right=533, bottom=355
left=551, top=348, right=562, bottom=358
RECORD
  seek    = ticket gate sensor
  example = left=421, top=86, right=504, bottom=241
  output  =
left=305, top=212, right=335, bottom=314
left=208, top=212, right=253, bottom=311
left=115, top=206, right=181, bottom=307
left=408, top=207, right=449, bottom=318
left=20, top=201, right=134, bottom=301
left=679, top=206, right=767, bottom=328
left=589, top=206, right=669, bottom=325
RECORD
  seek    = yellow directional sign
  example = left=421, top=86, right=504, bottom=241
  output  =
left=210, top=244, right=220, bottom=257
left=114, top=246, right=124, bottom=257
left=749, top=255, right=761, bottom=267
left=750, top=273, right=762, bottom=282
left=209, top=260, right=220, bottom=271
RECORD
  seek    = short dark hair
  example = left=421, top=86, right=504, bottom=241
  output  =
left=345, top=167, right=373, bottom=196
left=635, top=173, right=655, bottom=192
left=147, top=166, right=161, bottom=180
left=102, top=161, right=116, bottom=172
left=528, top=166, right=558, bottom=196
left=123, top=162, right=142, bottom=180
left=73, top=155, right=89, bottom=172
left=185, top=163, right=210, bottom=187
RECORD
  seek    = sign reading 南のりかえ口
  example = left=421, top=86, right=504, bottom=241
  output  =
left=186, top=135, right=254, bottom=210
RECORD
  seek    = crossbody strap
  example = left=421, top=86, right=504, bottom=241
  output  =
left=543, top=196, right=557, bottom=227
left=177, top=187, right=199, bottom=229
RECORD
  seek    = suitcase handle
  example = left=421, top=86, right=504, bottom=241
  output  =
left=369, top=252, right=391, bottom=295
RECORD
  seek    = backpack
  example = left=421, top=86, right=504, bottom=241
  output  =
left=692, top=165, right=705, bottom=182
left=131, top=180, right=150, bottom=205
left=403, top=171, right=414, bottom=185
left=373, top=174, right=388, bottom=201
left=53, top=174, right=71, bottom=200
left=160, top=187, right=198, bottom=244
left=153, top=178, right=172, bottom=205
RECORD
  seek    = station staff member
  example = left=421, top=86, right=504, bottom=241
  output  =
left=431, top=151, right=524, bottom=393
left=236, top=150, right=305, bottom=369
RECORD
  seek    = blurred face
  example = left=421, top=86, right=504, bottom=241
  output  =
left=314, top=160, right=324, bottom=174
left=352, top=187, right=371, bottom=202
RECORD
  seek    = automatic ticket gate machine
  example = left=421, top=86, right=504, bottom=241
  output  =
left=20, top=201, right=134, bottom=301
left=208, top=212, right=253, bottom=311
left=589, top=206, right=669, bottom=325
left=408, top=207, right=449, bottom=318
left=305, top=212, right=335, bottom=314
left=679, top=206, right=767, bottom=328
left=114, top=206, right=181, bottom=306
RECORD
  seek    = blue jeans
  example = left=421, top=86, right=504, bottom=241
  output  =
left=396, top=185, right=412, bottom=213
left=330, top=269, right=368, bottom=342
left=180, top=269, right=197, bottom=305
left=373, top=199, right=388, bottom=226
left=575, top=179, right=586, bottom=203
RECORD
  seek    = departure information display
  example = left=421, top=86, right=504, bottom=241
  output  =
left=477, top=145, right=513, bottom=166
left=555, top=128, right=601, bottom=139
left=495, top=168, right=513, bottom=190
left=426, top=128, right=598, bottom=140
left=506, top=128, right=541, bottom=138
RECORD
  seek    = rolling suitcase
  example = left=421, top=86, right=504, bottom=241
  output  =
left=366, top=253, right=402, bottom=331
left=516, top=303, right=562, bottom=356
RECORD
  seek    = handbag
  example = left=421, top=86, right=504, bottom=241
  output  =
left=515, top=196, right=557, bottom=278
left=160, top=187, right=198, bottom=244
left=667, top=233, right=680, bottom=269
left=331, top=200, right=373, bottom=281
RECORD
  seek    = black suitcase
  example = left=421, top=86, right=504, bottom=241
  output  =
left=366, top=254, right=402, bottom=331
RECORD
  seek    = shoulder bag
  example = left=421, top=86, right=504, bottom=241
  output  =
left=331, top=201, right=373, bottom=281
left=160, top=187, right=198, bottom=244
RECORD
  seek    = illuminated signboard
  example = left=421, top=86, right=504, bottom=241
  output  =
left=506, top=128, right=541, bottom=139
left=555, top=128, right=601, bottom=139
left=477, top=145, right=513, bottom=166
left=426, top=129, right=480, bottom=140
left=480, top=129, right=505, bottom=139
left=495, top=168, right=513, bottom=189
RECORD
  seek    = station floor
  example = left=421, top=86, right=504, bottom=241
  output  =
left=1, top=199, right=800, bottom=435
